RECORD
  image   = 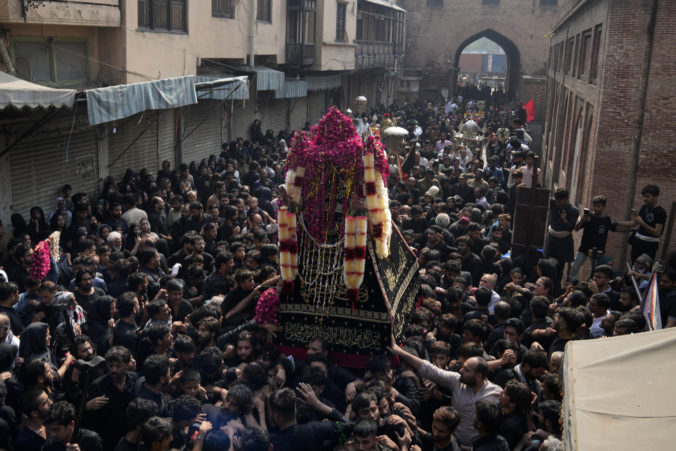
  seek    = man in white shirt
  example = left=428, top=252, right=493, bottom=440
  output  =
left=390, top=339, right=502, bottom=446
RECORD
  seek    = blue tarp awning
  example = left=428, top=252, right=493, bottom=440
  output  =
left=250, top=65, right=285, bottom=91
left=85, top=75, right=198, bottom=125
left=274, top=79, right=308, bottom=99
left=195, top=76, right=249, bottom=100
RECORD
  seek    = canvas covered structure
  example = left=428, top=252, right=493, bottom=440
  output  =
left=562, top=327, right=676, bottom=450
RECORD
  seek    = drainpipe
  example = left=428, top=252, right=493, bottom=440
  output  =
left=249, top=0, right=256, bottom=68
left=620, top=0, right=658, bottom=265
left=0, top=36, right=16, bottom=75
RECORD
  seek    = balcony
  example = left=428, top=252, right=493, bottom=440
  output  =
left=0, top=0, right=121, bottom=27
left=286, top=43, right=315, bottom=67
left=355, top=42, right=402, bottom=70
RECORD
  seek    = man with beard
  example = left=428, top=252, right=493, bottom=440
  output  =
left=87, top=346, right=138, bottom=450
left=390, top=339, right=501, bottom=447
left=137, top=354, right=171, bottom=415
left=196, top=316, right=219, bottom=350
left=105, top=203, right=128, bottom=234
left=419, top=406, right=462, bottom=451
left=73, top=269, right=105, bottom=314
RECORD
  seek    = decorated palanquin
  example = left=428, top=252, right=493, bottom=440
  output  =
left=277, top=108, right=420, bottom=367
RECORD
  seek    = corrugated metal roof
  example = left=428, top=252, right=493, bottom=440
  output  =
left=274, top=79, right=308, bottom=99
left=251, top=65, right=285, bottom=91
left=306, top=75, right=342, bottom=91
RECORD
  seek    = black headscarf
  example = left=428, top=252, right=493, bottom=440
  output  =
left=19, top=322, right=52, bottom=364
left=87, top=296, right=114, bottom=355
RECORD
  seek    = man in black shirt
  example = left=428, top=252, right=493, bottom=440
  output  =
left=221, top=269, right=261, bottom=326
left=204, top=252, right=234, bottom=300
left=268, top=386, right=351, bottom=451
left=571, top=195, right=617, bottom=281
left=44, top=401, right=103, bottom=451
left=15, top=389, right=52, bottom=451
left=87, top=347, right=138, bottom=450
left=136, top=354, right=170, bottom=415
left=618, top=184, right=667, bottom=262
left=498, top=381, right=530, bottom=450
left=457, top=237, right=482, bottom=287
left=0, top=282, right=24, bottom=336
left=113, top=292, right=140, bottom=354
left=472, top=400, right=509, bottom=451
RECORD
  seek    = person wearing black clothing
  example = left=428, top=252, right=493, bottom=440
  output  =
left=15, top=389, right=52, bottom=451
left=452, top=176, right=475, bottom=205
left=498, top=381, right=531, bottom=450
left=457, top=237, right=482, bottom=287
left=0, top=282, right=24, bottom=336
left=618, top=184, right=667, bottom=262
left=268, top=386, right=351, bottom=451
left=73, top=269, right=106, bottom=314
left=472, top=400, right=509, bottom=451
left=204, top=252, right=234, bottom=300
left=87, top=347, right=138, bottom=451
left=44, top=400, right=103, bottom=451
left=139, top=248, right=165, bottom=301
left=136, top=354, right=170, bottom=415
left=113, top=292, right=139, bottom=355
left=4, top=245, right=32, bottom=293
left=221, top=270, right=261, bottom=327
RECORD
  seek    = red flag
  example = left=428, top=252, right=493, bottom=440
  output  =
left=524, top=99, right=535, bottom=123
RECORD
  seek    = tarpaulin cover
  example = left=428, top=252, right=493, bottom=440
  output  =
left=562, top=327, right=676, bottom=451
left=86, top=75, right=197, bottom=125
left=0, top=71, right=75, bottom=109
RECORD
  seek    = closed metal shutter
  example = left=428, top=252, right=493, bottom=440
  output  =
left=289, top=96, right=308, bottom=132
left=10, top=129, right=98, bottom=217
left=157, top=109, right=177, bottom=170
left=181, top=100, right=223, bottom=164
left=308, top=90, right=326, bottom=124
left=108, top=111, right=159, bottom=180
left=260, top=97, right=288, bottom=136
left=231, top=97, right=256, bottom=142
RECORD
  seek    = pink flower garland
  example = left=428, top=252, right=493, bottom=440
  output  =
left=255, top=288, right=281, bottom=325
left=30, top=240, right=51, bottom=281
left=282, top=108, right=389, bottom=242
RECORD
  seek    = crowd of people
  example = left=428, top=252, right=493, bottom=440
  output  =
left=0, top=93, right=674, bottom=451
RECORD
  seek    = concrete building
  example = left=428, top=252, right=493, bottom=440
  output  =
left=0, top=0, right=406, bottom=226
left=541, top=0, right=675, bottom=265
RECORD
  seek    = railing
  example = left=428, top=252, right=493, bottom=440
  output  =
left=355, top=42, right=403, bottom=69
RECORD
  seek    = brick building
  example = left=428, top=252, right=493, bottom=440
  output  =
left=542, top=0, right=676, bottom=267
left=401, top=0, right=562, bottom=118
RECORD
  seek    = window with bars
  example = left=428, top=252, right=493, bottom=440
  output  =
left=138, top=0, right=186, bottom=32
left=336, top=3, right=347, bottom=42
left=257, top=0, right=272, bottom=22
left=213, top=0, right=235, bottom=18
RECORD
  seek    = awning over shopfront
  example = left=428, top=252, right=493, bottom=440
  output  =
left=195, top=76, right=249, bottom=100
left=249, top=65, right=285, bottom=91
left=363, top=0, right=406, bottom=12
left=274, top=79, right=308, bottom=99
left=306, top=74, right=342, bottom=91
left=0, top=71, right=76, bottom=109
left=85, top=75, right=198, bottom=126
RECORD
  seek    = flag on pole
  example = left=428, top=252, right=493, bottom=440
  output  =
left=524, top=99, right=535, bottom=123
left=641, top=271, right=662, bottom=331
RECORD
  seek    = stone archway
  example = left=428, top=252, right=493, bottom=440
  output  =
left=452, top=29, right=521, bottom=99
